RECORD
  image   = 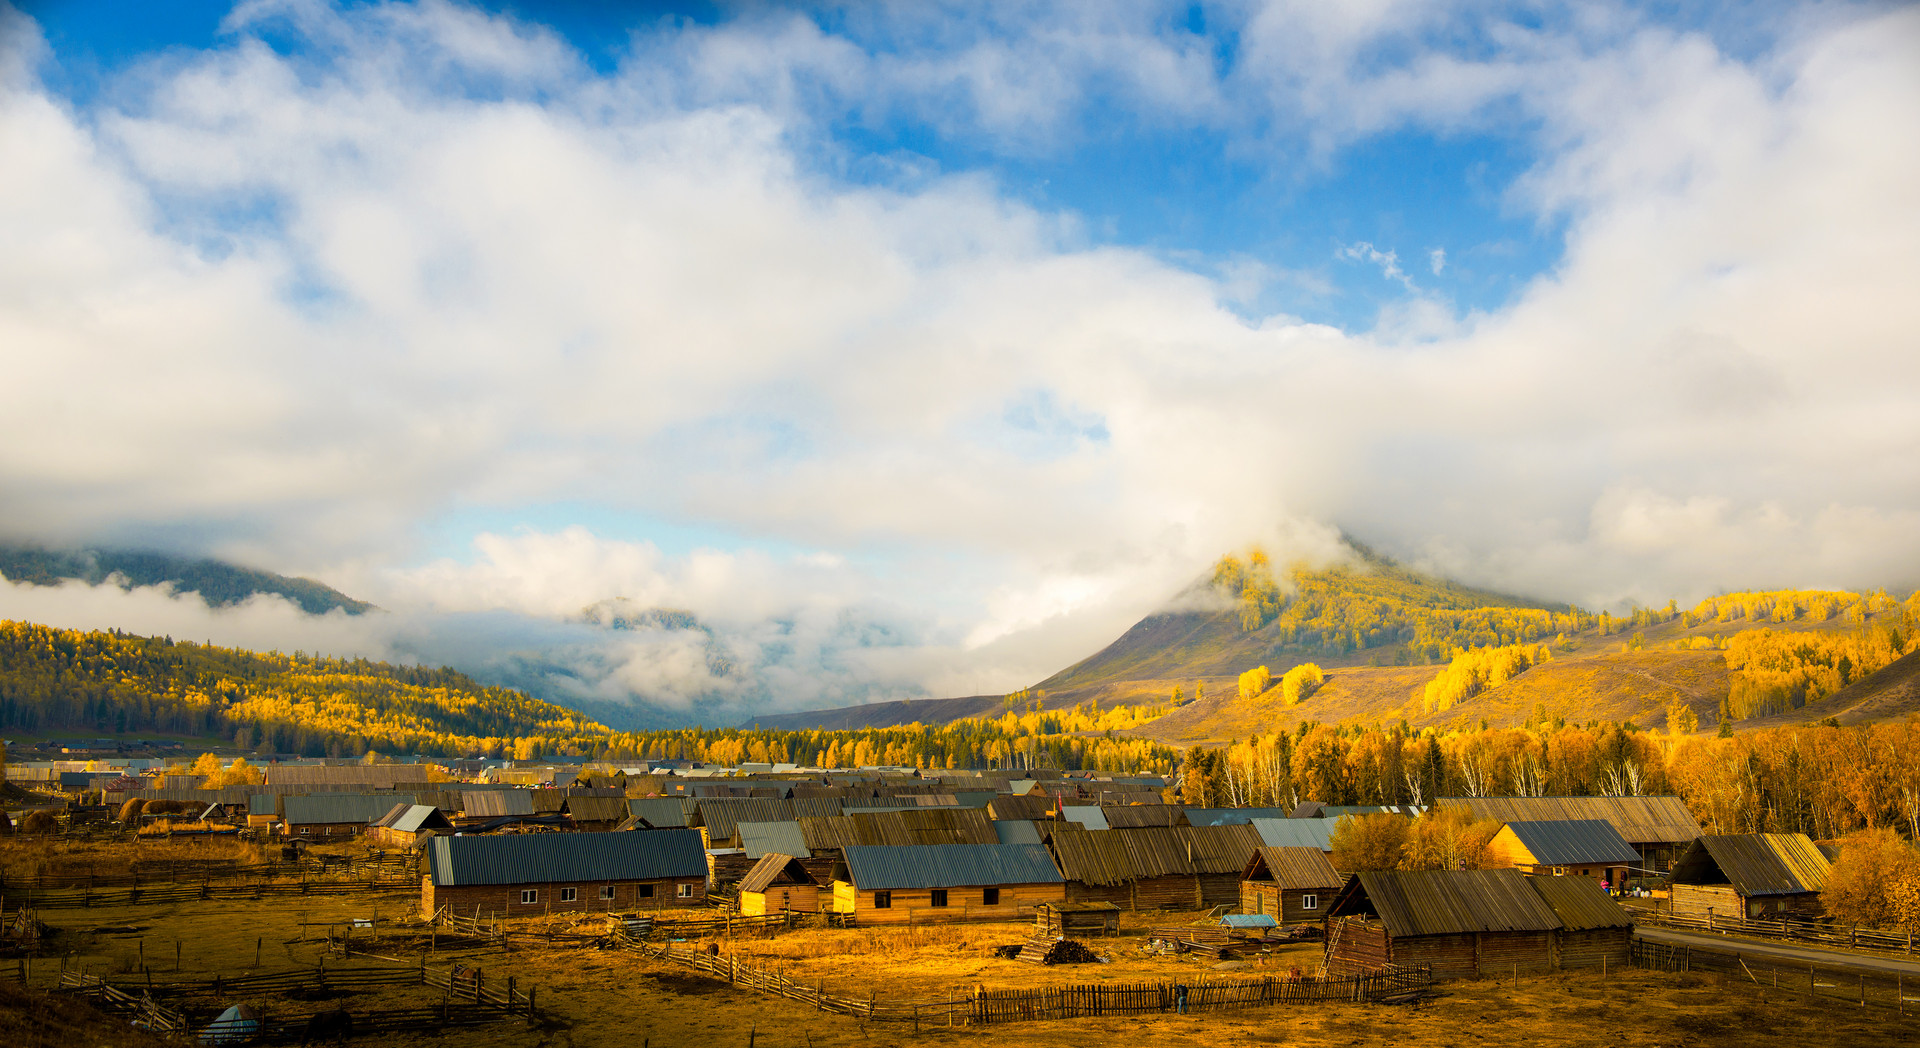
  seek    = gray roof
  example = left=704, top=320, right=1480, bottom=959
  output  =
left=739, top=821, right=809, bottom=859
left=627, top=797, right=699, bottom=827
left=1334, top=870, right=1565, bottom=937
left=992, top=820, right=1045, bottom=845
left=462, top=791, right=535, bottom=817
left=282, top=794, right=409, bottom=826
left=840, top=843, right=1063, bottom=891
left=376, top=804, right=451, bottom=833
left=1501, top=820, right=1639, bottom=866
left=1059, top=805, right=1110, bottom=831
left=429, top=828, right=706, bottom=886
left=1185, top=807, right=1294, bottom=826
left=1249, top=817, right=1339, bottom=851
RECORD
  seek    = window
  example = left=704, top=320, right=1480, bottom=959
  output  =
left=637, top=884, right=654, bottom=898
left=521, top=889, right=538, bottom=904
left=873, top=891, right=892, bottom=909
left=559, top=887, right=577, bottom=902
left=982, top=888, right=1000, bottom=905
left=600, top=886, right=617, bottom=900
left=930, top=889, right=948, bottom=908
left=1300, top=895, right=1317, bottom=911
left=677, top=883, right=694, bottom=898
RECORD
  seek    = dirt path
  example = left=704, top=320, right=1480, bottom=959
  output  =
left=1638, top=927, right=1920, bottom=976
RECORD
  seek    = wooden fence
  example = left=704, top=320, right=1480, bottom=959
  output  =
left=0, top=877, right=417, bottom=910
left=1631, top=938, right=1920, bottom=1017
left=1633, top=908, right=1920, bottom=955
left=613, top=928, right=1430, bottom=1026
left=1, top=855, right=415, bottom=891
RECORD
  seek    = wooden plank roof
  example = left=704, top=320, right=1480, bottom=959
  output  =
left=1242, top=846, right=1343, bottom=891
left=1442, top=796, right=1701, bottom=844
left=1674, top=834, right=1830, bottom=896
left=1331, top=870, right=1565, bottom=937
left=1047, top=825, right=1264, bottom=885
left=1528, top=875, right=1634, bottom=930
left=796, top=808, right=998, bottom=850
left=738, top=853, right=819, bottom=894
left=564, top=796, right=630, bottom=823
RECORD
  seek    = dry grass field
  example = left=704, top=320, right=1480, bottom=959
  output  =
left=5, top=860, right=1917, bottom=1048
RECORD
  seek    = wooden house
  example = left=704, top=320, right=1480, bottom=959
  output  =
left=423, top=828, right=708, bottom=917
left=369, top=803, right=453, bottom=848
left=831, top=843, right=1065, bottom=924
left=1668, top=834, right=1830, bottom=919
left=1048, top=824, right=1264, bottom=909
left=737, top=853, right=822, bottom=915
left=1443, top=796, right=1702, bottom=875
left=281, top=794, right=409, bottom=840
left=1322, top=869, right=1632, bottom=979
left=563, top=795, right=629, bottom=831
left=1484, top=819, right=1637, bottom=887
left=1240, top=846, right=1343, bottom=924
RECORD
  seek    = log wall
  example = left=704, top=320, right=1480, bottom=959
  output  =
left=739, top=884, right=821, bottom=916
left=832, top=881, right=1066, bottom=924
left=424, top=875, right=706, bottom=917
left=1554, top=927, right=1631, bottom=970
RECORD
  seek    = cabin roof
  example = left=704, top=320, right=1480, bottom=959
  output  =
left=1672, top=834, right=1830, bottom=896
left=1243, top=846, right=1343, bottom=891
left=840, top=843, right=1063, bottom=890
left=429, top=828, right=706, bottom=886
left=1498, top=819, right=1640, bottom=866
left=1442, top=796, right=1701, bottom=844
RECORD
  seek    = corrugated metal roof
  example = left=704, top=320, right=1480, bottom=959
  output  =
left=1243, top=846, right=1343, bottom=891
left=1343, top=870, right=1565, bottom=937
left=462, top=791, right=535, bottom=818
left=993, top=820, right=1044, bottom=845
left=1444, top=796, right=1701, bottom=845
left=1500, top=820, right=1640, bottom=866
left=430, top=828, right=706, bottom=886
left=627, top=797, right=698, bottom=827
left=840, top=843, right=1063, bottom=890
left=1250, top=818, right=1339, bottom=851
left=1221, top=914, right=1278, bottom=928
left=1676, top=834, right=1830, bottom=896
left=282, top=794, right=408, bottom=826
left=739, top=821, right=810, bottom=858
left=1060, top=806, right=1110, bottom=831
left=264, top=766, right=415, bottom=788
left=1528, top=875, right=1633, bottom=930
left=738, top=854, right=818, bottom=894
left=1186, top=807, right=1294, bottom=826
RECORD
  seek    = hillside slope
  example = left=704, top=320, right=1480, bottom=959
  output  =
left=1755, top=647, right=1920, bottom=727
left=0, top=544, right=372, bottom=615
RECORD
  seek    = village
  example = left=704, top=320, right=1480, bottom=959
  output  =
left=0, top=752, right=1915, bottom=1046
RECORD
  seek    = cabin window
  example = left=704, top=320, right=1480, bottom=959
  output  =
left=1300, top=895, right=1317, bottom=910
left=677, top=883, right=694, bottom=898
left=637, top=884, right=655, bottom=898
left=983, top=888, right=1000, bottom=905
left=873, top=891, right=892, bottom=909
left=600, top=886, right=617, bottom=900
left=521, top=889, right=538, bottom=904
left=930, top=889, right=948, bottom=908
left=560, top=887, right=577, bottom=902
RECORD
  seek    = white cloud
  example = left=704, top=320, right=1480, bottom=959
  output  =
left=0, top=2, right=1916, bottom=720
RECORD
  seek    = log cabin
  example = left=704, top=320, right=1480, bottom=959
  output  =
left=1240, top=846, right=1343, bottom=924
left=1322, top=869, right=1632, bottom=979
left=422, top=828, right=708, bottom=918
left=1443, top=796, right=1702, bottom=876
left=1484, top=819, right=1637, bottom=888
left=1668, top=833, right=1830, bottom=919
left=831, top=843, right=1065, bottom=924
left=737, top=853, right=823, bottom=915
left=369, top=803, right=453, bottom=848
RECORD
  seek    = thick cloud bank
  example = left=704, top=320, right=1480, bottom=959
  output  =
left=1, top=1, right=1916, bottom=718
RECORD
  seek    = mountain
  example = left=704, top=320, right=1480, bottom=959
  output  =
left=0, top=543, right=373, bottom=615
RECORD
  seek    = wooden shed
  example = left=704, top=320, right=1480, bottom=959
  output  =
left=1484, top=819, right=1638, bottom=888
left=369, top=803, right=453, bottom=848
left=1240, top=846, right=1343, bottom=924
left=1443, top=796, right=1701, bottom=875
left=1033, top=901, right=1121, bottom=937
left=1668, top=833, right=1830, bottom=919
left=832, top=843, right=1065, bottom=924
left=1322, top=869, right=1632, bottom=979
left=737, top=853, right=823, bottom=916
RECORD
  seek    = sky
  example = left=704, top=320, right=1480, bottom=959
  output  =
left=1, top=0, right=1917, bottom=725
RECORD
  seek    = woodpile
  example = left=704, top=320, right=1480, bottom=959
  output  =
left=1014, top=936, right=1100, bottom=965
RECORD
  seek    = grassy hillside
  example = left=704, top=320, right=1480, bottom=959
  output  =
left=0, top=544, right=373, bottom=615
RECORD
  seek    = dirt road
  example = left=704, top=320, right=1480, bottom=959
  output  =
left=1638, top=926, right=1920, bottom=977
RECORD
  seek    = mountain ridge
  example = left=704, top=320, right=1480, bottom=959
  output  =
left=0, top=543, right=373, bottom=616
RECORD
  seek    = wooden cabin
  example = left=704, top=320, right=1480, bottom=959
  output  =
left=281, top=794, right=409, bottom=840
left=1322, top=869, right=1633, bottom=979
left=1048, top=824, right=1264, bottom=909
left=737, top=854, right=823, bottom=916
left=1668, top=834, right=1830, bottom=919
left=422, top=828, right=708, bottom=918
left=1444, top=796, right=1701, bottom=876
left=832, top=843, right=1065, bottom=924
left=1484, top=819, right=1637, bottom=888
left=1033, top=901, right=1120, bottom=937
left=369, top=803, right=453, bottom=848
left=1240, top=846, right=1342, bottom=924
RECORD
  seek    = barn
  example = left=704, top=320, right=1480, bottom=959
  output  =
left=831, top=843, right=1065, bottom=924
left=422, top=828, right=708, bottom=918
left=1321, top=869, right=1632, bottom=979
left=737, top=853, right=823, bottom=916
left=1484, top=819, right=1638, bottom=888
left=1668, top=833, right=1830, bottom=919
left=1240, top=846, right=1343, bottom=924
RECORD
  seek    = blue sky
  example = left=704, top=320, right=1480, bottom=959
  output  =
left=1, top=0, right=1916, bottom=719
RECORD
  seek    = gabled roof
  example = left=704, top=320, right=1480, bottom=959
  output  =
left=738, top=853, right=820, bottom=894
left=429, top=828, right=706, bottom=886
left=1242, top=846, right=1343, bottom=891
left=840, top=843, right=1063, bottom=890
left=1329, top=870, right=1565, bottom=937
left=1047, top=825, right=1264, bottom=885
left=1673, top=834, right=1830, bottom=896
left=1186, top=807, right=1294, bottom=826
left=1529, top=875, right=1634, bottom=930
left=627, top=797, right=699, bottom=828
left=985, top=795, right=1053, bottom=821
left=1443, top=796, right=1701, bottom=845
left=1499, top=819, right=1640, bottom=866
left=282, top=794, right=406, bottom=826
left=373, top=803, right=453, bottom=833
left=1249, top=818, right=1340, bottom=852
left=563, top=796, right=629, bottom=823
left=1059, top=806, right=1110, bottom=830
left=739, top=820, right=809, bottom=859
left=462, top=791, right=535, bottom=818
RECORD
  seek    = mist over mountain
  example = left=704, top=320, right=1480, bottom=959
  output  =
left=0, top=543, right=372, bottom=616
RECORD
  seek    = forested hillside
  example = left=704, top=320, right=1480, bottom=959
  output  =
left=0, top=544, right=372, bottom=615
